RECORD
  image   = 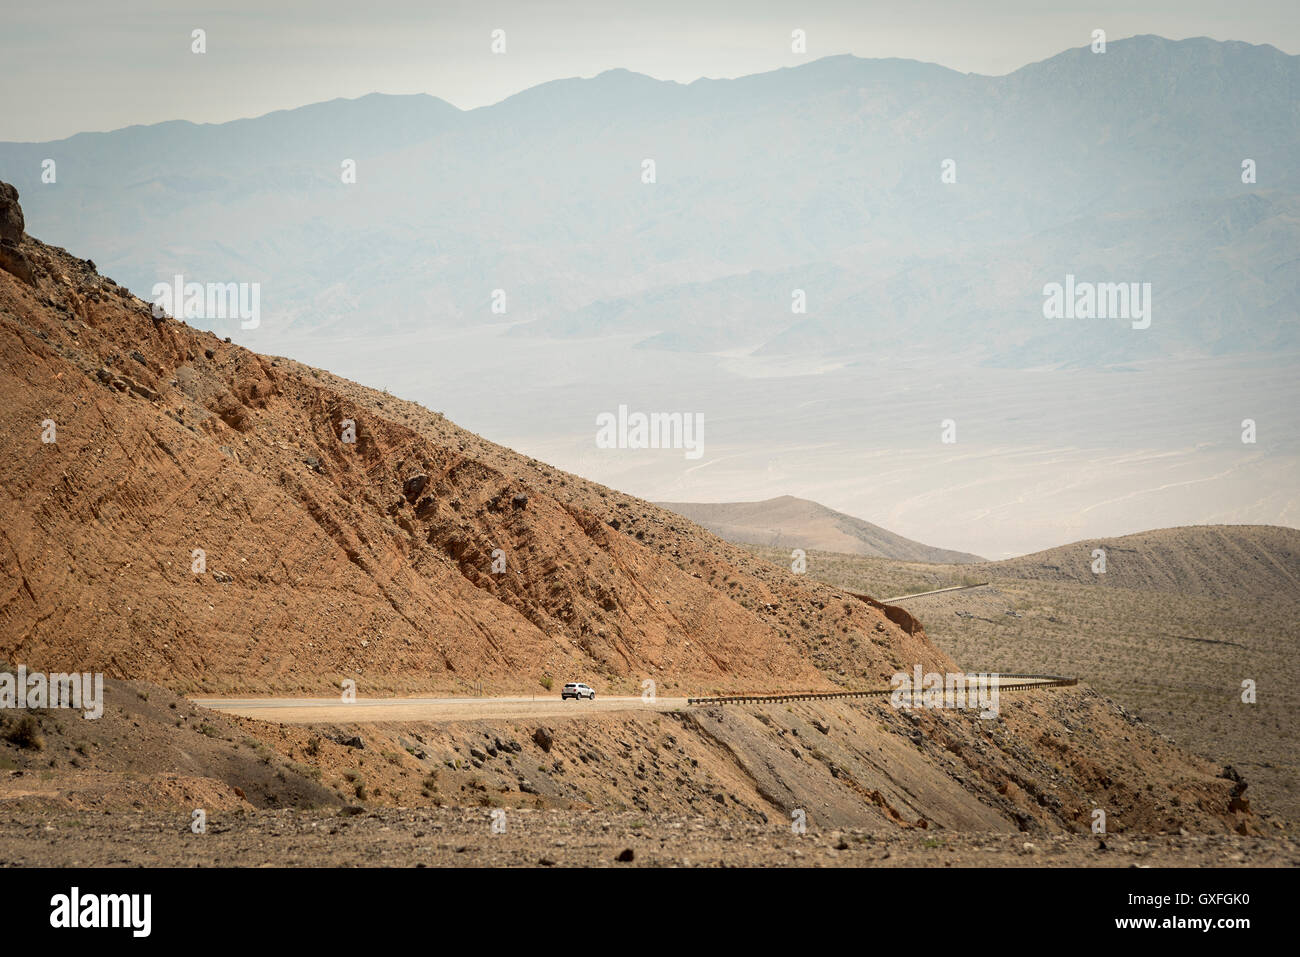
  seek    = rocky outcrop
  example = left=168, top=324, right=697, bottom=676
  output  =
left=0, top=182, right=23, bottom=243
left=0, top=182, right=33, bottom=285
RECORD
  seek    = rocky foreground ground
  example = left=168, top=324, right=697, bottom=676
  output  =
left=1, top=807, right=1296, bottom=867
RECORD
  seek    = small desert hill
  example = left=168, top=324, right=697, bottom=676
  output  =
left=658, top=496, right=984, bottom=564
left=981, top=526, right=1300, bottom=602
left=741, top=524, right=1300, bottom=823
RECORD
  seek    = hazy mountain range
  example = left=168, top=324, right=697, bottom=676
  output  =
left=1, top=35, right=1296, bottom=367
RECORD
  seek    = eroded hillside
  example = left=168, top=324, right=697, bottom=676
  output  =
left=0, top=183, right=1271, bottom=843
left=0, top=186, right=942, bottom=697
left=740, top=532, right=1300, bottom=823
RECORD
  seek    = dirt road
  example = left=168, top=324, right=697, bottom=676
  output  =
left=189, top=694, right=689, bottom=724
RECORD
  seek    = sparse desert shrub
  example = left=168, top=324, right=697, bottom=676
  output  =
left=540, top=676, right=554, bottom=691
left=5, top=715, right=44, bottom=751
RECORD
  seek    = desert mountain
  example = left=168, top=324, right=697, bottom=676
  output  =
left=0, top=182, right=948, bottom=697
left=659, top=495, right=983, bottom=563
left=1, top=37, right=1295, bottom=368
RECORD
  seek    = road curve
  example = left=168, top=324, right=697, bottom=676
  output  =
left=192, top=674, right=1074, bottom=724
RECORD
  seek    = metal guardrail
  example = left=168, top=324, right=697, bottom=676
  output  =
left=686, top=674, right=1077, bottom=706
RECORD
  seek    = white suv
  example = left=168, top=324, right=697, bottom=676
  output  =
left=561, top=682, right=596, bottom=701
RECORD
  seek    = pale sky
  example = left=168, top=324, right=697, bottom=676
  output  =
left=2, top=0, right=1297, bottom=142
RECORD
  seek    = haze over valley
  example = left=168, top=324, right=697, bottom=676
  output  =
left=2, top=35, right=1295, bottom=555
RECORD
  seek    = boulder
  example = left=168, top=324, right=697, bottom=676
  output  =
left=0, top=182, right=24, bottom=244
left=0, top=242, right=33, bottom=285
left=403, top=474, right=428, bottom=501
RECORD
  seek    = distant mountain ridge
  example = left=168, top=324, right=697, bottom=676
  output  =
left=981, top=525, right=1300, bottom=602
left=0, top=35, right=1296, bottom=369
left=658, top=496, right=985, bottom=563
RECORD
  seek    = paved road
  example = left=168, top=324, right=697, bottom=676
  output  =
left=880, top=582, right=991, bottom=602
left=190, top=694, right=689, bottom=724
left=193, top=673, right=1070, bottom=724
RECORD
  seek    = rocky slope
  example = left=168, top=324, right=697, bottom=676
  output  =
left=979, top=526, right=1300, bottom=602
left=741, top=532, right=1300, bottom=824
left=0, top=182, right=1269, bottom=842
left=0, top=672, right=1270, bottom=840
left=0, top=183, right=941, bottom=697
